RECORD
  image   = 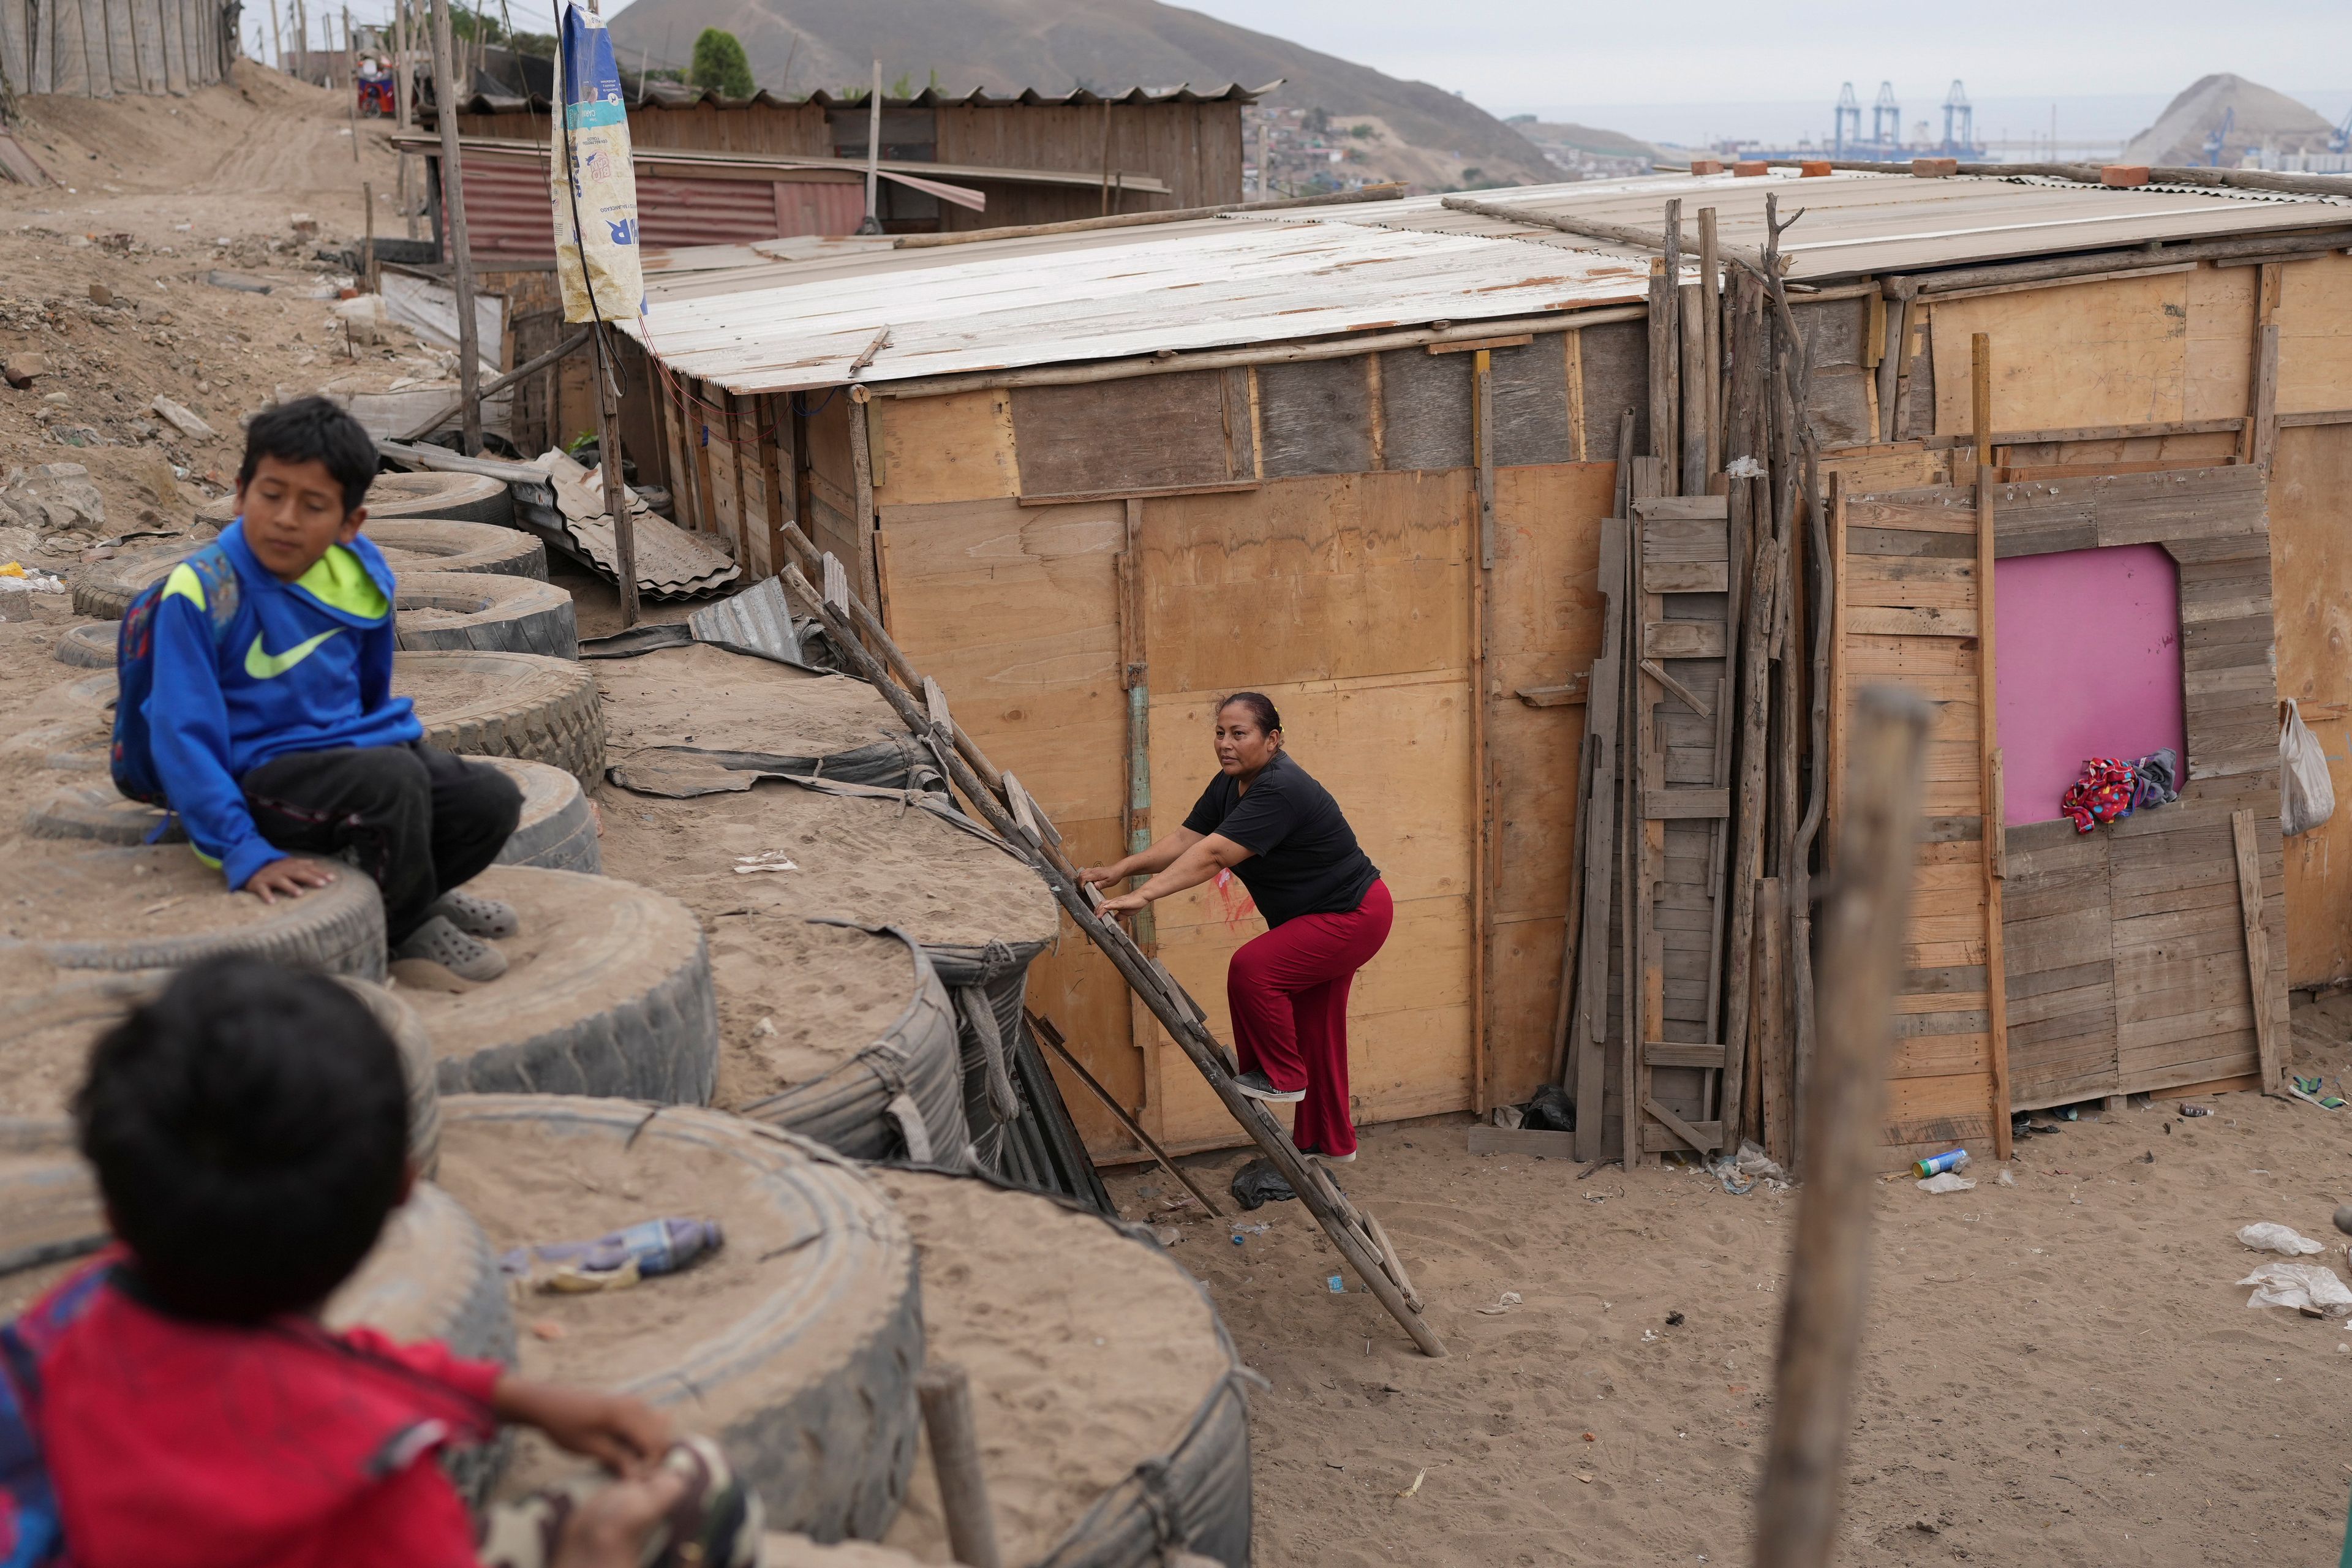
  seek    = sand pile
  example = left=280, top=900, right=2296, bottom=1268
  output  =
left=873, top=1169, right=1234, bottom=1565
left=595, top=644, right=905, bottom=762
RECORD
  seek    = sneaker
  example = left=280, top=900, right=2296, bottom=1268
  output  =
left=1300, top=1146, right=1357, bottom=1165
left=394, top=915, right=509, bottom=982
left=430, top=889, right=520, bottom=939
left=1230, top=1069, right=1304, bottom=1104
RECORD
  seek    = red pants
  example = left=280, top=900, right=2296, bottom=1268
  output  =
left=1226, top=879, right=1393, bottom=1157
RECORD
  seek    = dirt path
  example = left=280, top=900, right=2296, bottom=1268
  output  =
left=1104, top=1011, right=2352, bottom=1566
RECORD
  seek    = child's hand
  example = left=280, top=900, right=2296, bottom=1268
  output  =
left=242, top=857, right=337, bottom=904
left=550, top=1466, right=690, bottom=1568
left=493, top=1377, right=674, bottom=1477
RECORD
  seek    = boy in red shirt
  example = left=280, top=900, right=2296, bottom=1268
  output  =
left=4, top=958, right=760, bottom=1568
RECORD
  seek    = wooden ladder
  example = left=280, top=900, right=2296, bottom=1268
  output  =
left=770, top=522, right=1447, bottom=1358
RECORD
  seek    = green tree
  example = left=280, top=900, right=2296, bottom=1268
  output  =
left=690, top=28, right=753, bottom=98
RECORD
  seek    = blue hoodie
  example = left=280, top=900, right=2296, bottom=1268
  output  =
left=145, top=519, right=423, bottom=888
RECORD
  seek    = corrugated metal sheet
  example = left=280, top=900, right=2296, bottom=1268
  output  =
left=1273, top=170, right=2352, bottom=281
left=627, top=169, right=2352, bottom=395
left=624, top=219, right=1653, bottom=394
left=458, top=151, right=875, bottom=259
left=447, top=80, right=1275, bottom=115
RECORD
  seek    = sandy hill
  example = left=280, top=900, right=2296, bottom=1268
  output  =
left=2122, top=73, right=2335, bottom=167
left=1512, top=118, right=1666, bottom=166
left=603, top=0, right=1556, bottom=187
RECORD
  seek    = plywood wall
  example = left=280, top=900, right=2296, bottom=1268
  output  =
left=862, top=331, right=1619, bottom=1157
left=1921, top=260, right=2352, bottom=990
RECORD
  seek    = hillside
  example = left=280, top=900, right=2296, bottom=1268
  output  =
left=603, top=0, right=1557, bottom=187
left=2121, top=73, right=2335, bottom=167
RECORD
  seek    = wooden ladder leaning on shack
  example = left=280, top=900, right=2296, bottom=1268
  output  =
left=763, top=521, right=1449, bottom=1359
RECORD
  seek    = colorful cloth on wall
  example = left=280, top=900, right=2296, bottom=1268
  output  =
left=2062, top=757, right=2140, bottom=834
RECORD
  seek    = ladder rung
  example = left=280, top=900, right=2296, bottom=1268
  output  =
left=1643, top=1041, right=1727, bottom=1070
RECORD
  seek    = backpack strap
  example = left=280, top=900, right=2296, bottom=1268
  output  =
left=155, top=543, right=241, bottom=644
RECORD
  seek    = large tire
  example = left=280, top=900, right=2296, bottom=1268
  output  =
left=872, top=1167, right=1253, bottom=1568
left=73, top=519, right=543, bottom=620
left=0, top=969, right=440, bottom=1173
left=393, top=571, right=579, bottom=660
left=438, top=1096, right=924, bottom=1539
left=736, top=925, right=969, bottom=1166
left=396, top=650, right=606, bottom=786
left=0, top=844, right=386, bottom=979
left=53, top=622, right=116, bottom=668
left=23, top=782, right=175, bottom=846
left=363, top=470, right=515, bottom=527
left=488, top=758, right=602, bottom=875
left=407, top=865, right=716, bottom=1106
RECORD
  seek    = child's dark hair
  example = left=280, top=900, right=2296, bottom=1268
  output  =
left=237, top=396, right=380, bottom=515
left=74, top=957, right=410, bottom=1323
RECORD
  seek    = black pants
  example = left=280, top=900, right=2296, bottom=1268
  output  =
left=241, top=742, right=522, bottom=943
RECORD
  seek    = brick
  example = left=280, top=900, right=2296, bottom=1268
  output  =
left=1733, top=160, right=1768, bottom=178
left=1689, top=159, right=1725, bottom=176
left=1800, top=160, right=1833, bottom=178
left=2101, top=164, right=2151, bottom=187
left=1910, top=157, right=1958, bottom=177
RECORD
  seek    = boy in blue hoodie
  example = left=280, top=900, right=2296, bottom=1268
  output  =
left=143, top=397, right=524, bottom=980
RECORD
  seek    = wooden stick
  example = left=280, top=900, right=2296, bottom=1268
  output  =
left=425, top=0, right=480, bottom=454
left=1717, top=271, right=1771, bottom=1148
left=393, top=326, right=589, bottom=442
left=1751, top=685, right=1932, bottom=1568
left=1439, top=194, right=1773, bottom=278
left=594, top=328, right=639, bottom=627
left=362, top=179, right=379, bottom=296
left=1971, top=333, right=2010, bottom=1160
left=2232, top=809, right=2284, bottom=1096
left=915, top=1363, right=1003, bottom=1568
left=1471, top=347, right=1495, bottom=1112
left=1699, top=206, right=1722, bottom=480
left=1027, top=1010, right=1226, bottom=1219
left=772, top=541, right=1445, bottom=1356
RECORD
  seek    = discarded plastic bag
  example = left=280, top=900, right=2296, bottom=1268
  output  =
left=2236, top=1223, right=2326, bottom=1256
left=2239, top=1260, right=2352, bottom=1315
left=2281, top=699, right=2336, bottom=837
left=499, top=1216, right=723, bottom=1289
left=1229, top=1157, right=1295, bottom=1210
left=1917, top=1172, right=1976, bottom=1194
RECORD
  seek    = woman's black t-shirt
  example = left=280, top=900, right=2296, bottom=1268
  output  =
left=1181, top=751, right=1379, bottom=927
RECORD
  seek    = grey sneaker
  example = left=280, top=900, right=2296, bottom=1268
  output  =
left=395, top=914, right=508, bottom=982
left=1231, top=1069, right=1304, bottom=1104
left=430, top=888, right=520, bottom=939
left=1302, top=1146, right=1357, bottom=1165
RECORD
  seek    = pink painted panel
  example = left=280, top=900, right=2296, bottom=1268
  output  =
left=1994, top=544, right=2186, bottom=826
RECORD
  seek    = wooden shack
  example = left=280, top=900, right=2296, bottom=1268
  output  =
left=618, top=168, right=2352, bottom=1167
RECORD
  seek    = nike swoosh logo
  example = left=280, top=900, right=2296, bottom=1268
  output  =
left=244, top=628, right=342, bottom=679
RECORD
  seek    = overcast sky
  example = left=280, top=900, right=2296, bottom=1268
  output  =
left=1167, top=0, right=2348, bottom=121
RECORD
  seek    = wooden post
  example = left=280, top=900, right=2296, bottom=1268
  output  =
left=758, top=393, right=788, bottom=578
left=2232, top=808, right=2284, bottom=1095
left=1970, top=332, right=2011, bottom=1160
left=391, top=0, right=407, bottom=125
left=915, top=1363, right=1004, bottom=1568
left=1719, top=271, right=1773, bottom=1148
left=1700, top=206, right=1721, bottom=479
left=1678, top=281, right=1708, bottom=495
left=361, top=179, right=379, bottom=295
left=1470, top=348, right=1496, bottom=1112
left=427, top=0, right=481, bottom=454
left=862, top=58, right=881, bottom=232
left=595, top=328, right=639, bottom=626
left=1754, top=876, right=1790, bottom=1162
left=344, top=6, right=358, bottom=160
left=1751, top=686, right=1931, bottom=1568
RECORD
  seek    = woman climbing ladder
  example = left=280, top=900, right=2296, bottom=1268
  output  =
left=1079, top=693, right=1392, bottom=1164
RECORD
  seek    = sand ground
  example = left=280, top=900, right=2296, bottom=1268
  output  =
left=1102, top=1008, right=2352, bottom=1567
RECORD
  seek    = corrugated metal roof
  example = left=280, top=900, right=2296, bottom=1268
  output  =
left=624, top=218, right=1653, bottom=394
left=1282, top=169, right=2352, bottom=280
left=628, top=170, right=2352, bottom=394
left=446, top=79, right=1274, bottom=116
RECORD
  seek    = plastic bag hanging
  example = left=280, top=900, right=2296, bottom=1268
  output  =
left=549, top=2, right=646, bottom=327
left=2280, top=698, right=2337, bottom=837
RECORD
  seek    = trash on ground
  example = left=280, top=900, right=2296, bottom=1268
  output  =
left=1153, top=1225, right=1181, bottom=1247
left=1709, top=1140, right=1788, bottom=1195
left=1327, top=1275, right=1346, bottom=1293
left=500, top=1216, right=723, bottom=1292
left=733, top=851, right=801, bottom=875
left=1917, top=1172, right=1976, bottom=1194
left=1398, top=1470, right=1425, bottom=1498
left=1520, top=1083, right=1574, bottom=1133
left=2239, top=1261, right=2352, bottom=1316
left=2237, top=1223, right=2326, bottom=1256
left=2179, top=1103, right=2212, bottom=1118
left=1996, top=1167, right=2016, bottom=1186
left=2290, top=1076, right=2346, bottom=1110
left=1474, top=1291, right=1523, bottom=1315
left=1230, top=1156, right=1297, bottom=1210
left=1915, top=1148, right=1970, bottom=1177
